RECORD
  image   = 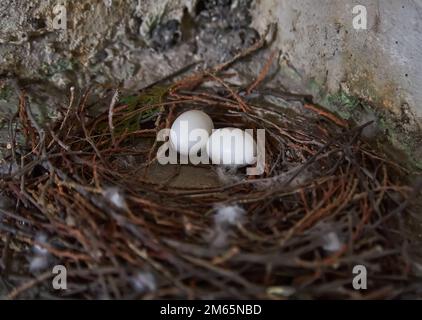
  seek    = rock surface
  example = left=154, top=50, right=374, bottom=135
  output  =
left=0, top=0, right=421, bottom=165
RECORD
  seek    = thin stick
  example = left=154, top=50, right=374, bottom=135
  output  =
left=6, top=271, right=53, bottom=300
left=247, top=50, right=279, bottom=94
left=108, top=89, right=120, bottom=147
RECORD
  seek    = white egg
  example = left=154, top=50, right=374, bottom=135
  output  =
left=170, top=110, right=214, bottom=156
left=206, top=128, right=257, bottom=166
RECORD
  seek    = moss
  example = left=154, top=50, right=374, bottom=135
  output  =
left=308, top=78, right=325, bottom=98
left=139, top=1, right=170, bottom=41
left=103, top=85, right=169, bottom=136
left=278, top=62, right=302, bottom=84
left=39, top=58, right=78, bottom=77
left=327, top=90, right=359, bottom=111
left=326, top=89, right=422, bottom=170
left=0, top=84, right=13, bottom=102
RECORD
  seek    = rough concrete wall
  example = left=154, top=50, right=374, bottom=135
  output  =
left=0, top=0, right=194, bottom=90
left=1, top=0, right=421, bottom=164
left=252, top=0, right=422, bottom=122
left=0, top=0, right=260, bottom=156
left=2, top=0, right=421, bottom=121
left=0, top=0, right=257, bottom=100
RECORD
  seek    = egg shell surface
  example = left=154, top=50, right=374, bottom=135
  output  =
left=170, top=110, right=214, bottom=156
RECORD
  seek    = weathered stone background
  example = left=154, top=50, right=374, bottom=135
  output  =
left=251, top=0, right=422, bottom=166
left=0, top=0, right=421, bottom=165
left=253, top=0, right=422, bottom=118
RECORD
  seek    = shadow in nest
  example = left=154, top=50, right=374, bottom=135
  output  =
left=1, top=34, right=422, bottom=299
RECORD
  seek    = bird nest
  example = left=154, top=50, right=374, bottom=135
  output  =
left=1, top=45, right=421, bottom=299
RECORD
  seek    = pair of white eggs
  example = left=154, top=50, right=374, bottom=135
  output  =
left=169, top=110, right=256, bottom=166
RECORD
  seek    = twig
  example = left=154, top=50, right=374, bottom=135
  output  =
left=108, top=89, right=120, bottom=147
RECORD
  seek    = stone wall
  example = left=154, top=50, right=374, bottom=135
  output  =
left=252, top=0, right=422, bottom=122
left=1, top=0, right=421, bottom=164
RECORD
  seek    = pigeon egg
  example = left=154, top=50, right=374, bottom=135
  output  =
left=170, top=110, right=214, bottom=156
left=206, top=128, right=256, bottom=166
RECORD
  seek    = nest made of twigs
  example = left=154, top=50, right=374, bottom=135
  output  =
left=1, top=47, right=421, bottom=299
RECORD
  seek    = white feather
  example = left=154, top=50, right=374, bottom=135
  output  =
left=214, top=205, right=245, bottom=227
left=322, top=232, right=342, bottom=252
left=131, top=271, right=157, bottom=293
left=103, top=187, right=128, bottom=211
